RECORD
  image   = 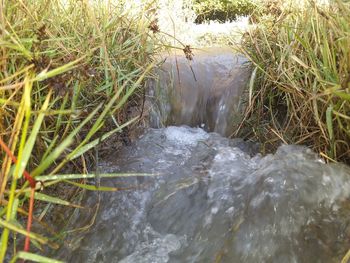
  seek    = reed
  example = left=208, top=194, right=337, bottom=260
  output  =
left=238, top=0, right=350, bottom=163
left=0, top=0, right=160, bottom=261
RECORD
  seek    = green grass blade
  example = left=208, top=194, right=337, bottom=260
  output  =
left=16, top=90, right=52, bottom=180
left=70, top=116, right=138, bottom=160
left=33, top=55, right=88, bottom=82
left=0, top=219, right=49, bottom=245
left=10, top=251, right=64, bottom=263
left=36, top=173, right=156, bottom=182
left=64, top=180, right=122, bottom=191
left=333, top=91, right=350, bottom=101
left=112, top=63, right=154, bottom=114
left=326, top=105, right=334, bottom=158
left=31, top=104, right=102, bottom=177
left=1, top=75, right=34, bottom=261
left=25, top=192, right=82, bottom=208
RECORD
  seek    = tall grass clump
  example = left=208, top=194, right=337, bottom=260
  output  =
left=239, top=0, right=350, bottom=163
left=0, top=0, right=161, bottom=261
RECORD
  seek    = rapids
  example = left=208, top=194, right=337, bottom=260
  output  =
left=55, top=126, right=350, bottom=263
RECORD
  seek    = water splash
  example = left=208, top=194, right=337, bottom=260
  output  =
left=54, top=126, right=350, bottom=263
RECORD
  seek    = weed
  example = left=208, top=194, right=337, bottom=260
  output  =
left=238, top=0, right=350, bottom=163
left=0, top=0, right=161, bottom=261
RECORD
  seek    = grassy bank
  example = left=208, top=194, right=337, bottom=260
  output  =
left=238, top=0, right=350, bottom=163
left=0, top=0, right=161, bottom=261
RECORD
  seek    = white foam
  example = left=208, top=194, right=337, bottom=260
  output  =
left=164, top=126, right=209, bottom=146
left=119, top=231, right=182, bottom=263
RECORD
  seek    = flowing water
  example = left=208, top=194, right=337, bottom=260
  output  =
left=53, top=48, right=350, bottom=262
left=56, top=126, right=350, bottom=263
left=148, top=47, right=251, bottom=136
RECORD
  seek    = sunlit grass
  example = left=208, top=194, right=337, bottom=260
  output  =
left=0, top=0, right=161, bottom=261
left=238, top=0, right=350, bottom=163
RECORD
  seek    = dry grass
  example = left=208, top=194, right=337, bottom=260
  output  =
left=238, top=0, right=350, bottom=163
left=0, top=0, right=161, bottom=261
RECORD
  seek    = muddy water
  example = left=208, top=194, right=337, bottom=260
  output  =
left=55, top=126, right=350, bottom=263
left=148, top=47, right=251, bottom=136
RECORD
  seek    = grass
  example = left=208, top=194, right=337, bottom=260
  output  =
left=0, top=0, right=162, bottom=261
left=238, top=0, right=350, bottom=164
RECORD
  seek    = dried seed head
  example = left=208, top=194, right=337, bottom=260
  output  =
left=149, top=19, right=160, bottom=34
left=183, top=45, right=194, bottom=61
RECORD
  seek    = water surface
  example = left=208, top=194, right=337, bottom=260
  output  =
left=56, top=126, right=350, bottom=263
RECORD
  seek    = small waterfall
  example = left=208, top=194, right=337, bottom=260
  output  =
left=148, top=47, right=252, bottom=136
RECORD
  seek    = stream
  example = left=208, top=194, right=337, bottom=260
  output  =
left=54, top=48, right=350, bottom=263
